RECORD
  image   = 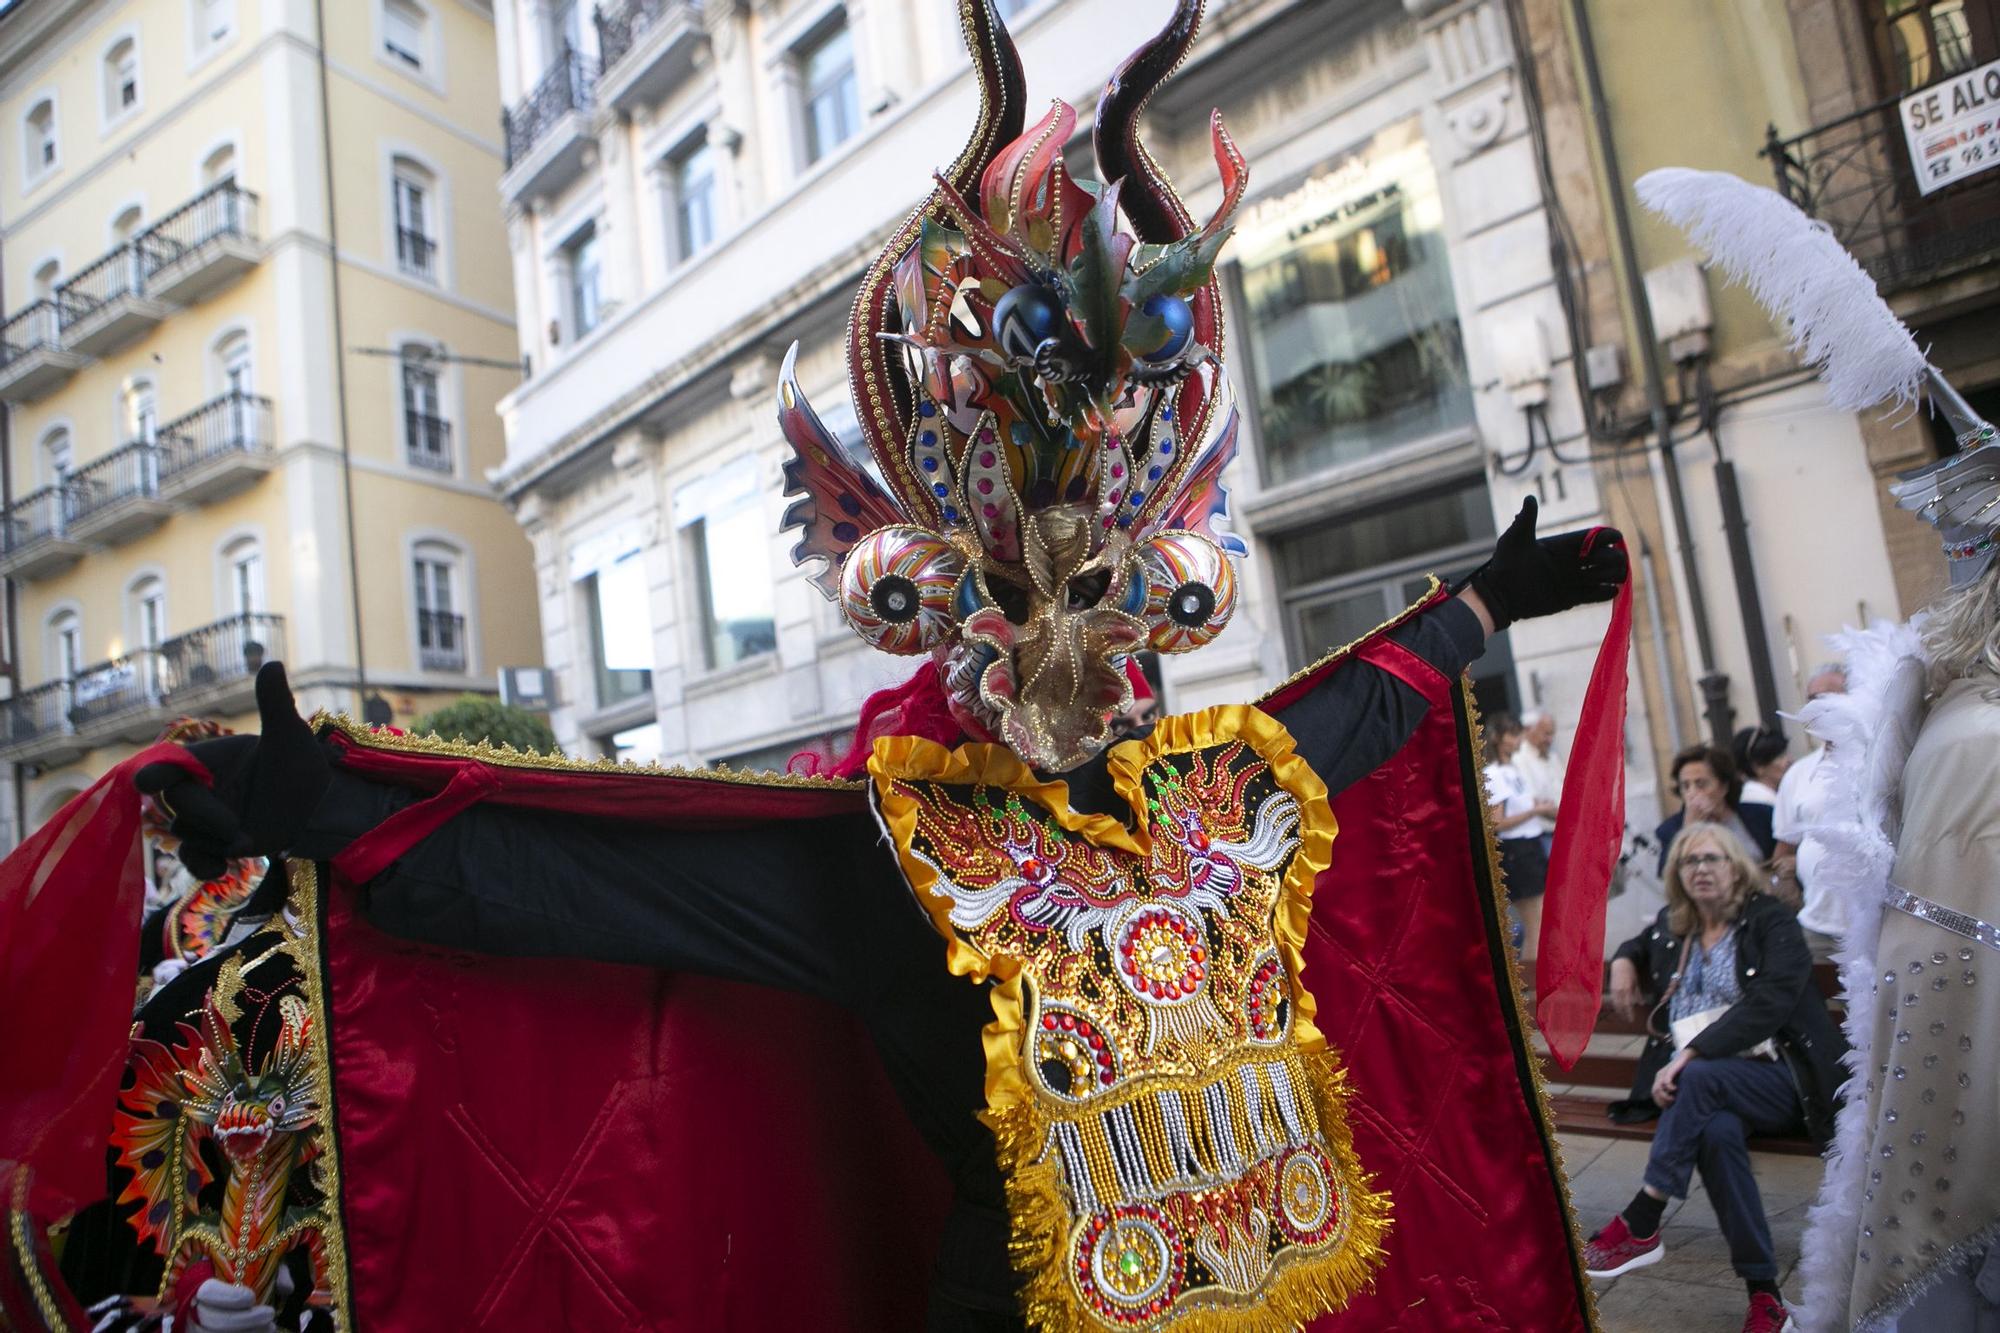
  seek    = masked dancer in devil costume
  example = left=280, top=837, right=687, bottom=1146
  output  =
left=2, top=5, right=1634, bottom=1331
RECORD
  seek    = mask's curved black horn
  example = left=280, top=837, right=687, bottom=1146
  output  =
left=945, top=0, right=1029, bottom=197
left=843, top=0, right=1028, bottom=526
left=1093, top=0, right=1204, bottom=243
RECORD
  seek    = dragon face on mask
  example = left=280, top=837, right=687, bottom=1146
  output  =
left=778, top=0, right=1247, bottom=772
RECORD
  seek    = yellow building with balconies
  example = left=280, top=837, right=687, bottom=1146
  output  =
left=0, top=0, right=538, bottom=844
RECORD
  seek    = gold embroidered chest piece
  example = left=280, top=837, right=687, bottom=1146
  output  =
left=871, top=705, right=1388, bottom=1332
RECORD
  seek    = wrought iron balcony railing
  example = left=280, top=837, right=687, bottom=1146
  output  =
left=0, top=613, right=288, bottom=756
left=54, top=241, right=163, bottom=324
left=418, top=608, right=467, bottom=672
left=503, top=46, right=597, bottom=169
left=405, top=411, right=453, bottom=472
left=1, top=481, right=89, bottom=553
left=157, top=391, right=274, bottom=479
left=69, top=439, right=162, bottom=513
left=397, top=227, right=437, bottom=278
left=140, top=180, right=260, bottom=275
left=0, top=301, right=65, bottom=369
left=157, top=612, right=286, bottom=703
left=1763, top=95, right=2000, bottom=295
left=595, top=0, right=702, bottom=72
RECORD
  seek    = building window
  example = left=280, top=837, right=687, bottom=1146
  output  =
left=131, top=576, right=167, bottom=651
left=104, top=38, right=141, bottom=123
left=222, top=535, right=264, bottom=614
left=41, top=427, right=73, bottom=485
left=393, top=160, right=438, bottom=279
left=1876, top=0, right=1998, bottom=93
left=798, top=19, right=860, bottom=166
left=24, top=99, right=57, bottom=180
left=127, top=378, right=159, bottom=444
left=193, top=0, right=235, bottom=51
left=215, top=329, right=253, bottom=398
left=49, top=610, right=82, bottom=682
left=383, top=0, right=428, bottom=69
left=412, top=542, right=466, bottom=672
left=546, top=0, right=582, bottom=59
left=580, top=552, right=652, bottom=707
left=31, top=259, right=60, bottom=301
left=1271, top=477, right=1515, bottom=716
left=670, top=136, right=717, bottom=263
left=1237, top=120, right=1473, bottom=488
left=201, top=143, right=237, bottom=188
left=599, top=721, right=662, bottom=765
left=401, top=350, right=452, bottom=472
left=562, top=222, right=603, bottom=339
left=215, top=330, right=254, bottom=441
left=675, top=457, right=775, bottom=671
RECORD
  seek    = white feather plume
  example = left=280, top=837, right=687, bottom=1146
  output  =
left=1635, top=167, right=1930, bottom=413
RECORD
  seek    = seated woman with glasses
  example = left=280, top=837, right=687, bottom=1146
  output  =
left=1653, top=743, right=1777, bottom=876
left=1585, top=824, right=1847, bottom=1333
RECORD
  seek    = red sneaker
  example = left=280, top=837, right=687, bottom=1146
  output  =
left=1582, top=1213, right=1663, bottom=1278
left=1741, top=1291, right=1791, bottom=1332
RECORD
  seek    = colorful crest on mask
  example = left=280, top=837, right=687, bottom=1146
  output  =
left=779, top=0, right=1250, bottom=771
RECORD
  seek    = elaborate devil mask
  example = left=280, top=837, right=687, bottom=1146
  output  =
left=778, top=0, right=1247, bottom=771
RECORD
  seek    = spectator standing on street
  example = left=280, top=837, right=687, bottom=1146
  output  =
left=1730, top=724, right=1790, bottom=807
left=1483, top=712, right=1556, bottom=966
left=1653, top=745, right=1776, bottom=877
left=1771, top=665, right=1847, bottom=962
left=1514, top=708, right=1564, bottom=858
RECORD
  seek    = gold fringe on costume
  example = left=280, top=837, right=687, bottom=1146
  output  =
left=989, top=1048, right=1389, bottom=1333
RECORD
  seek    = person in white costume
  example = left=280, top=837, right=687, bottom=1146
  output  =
left=1634, top=164, right=2000, bottom=1332
left=1772, top=665, right=1849, bottom=963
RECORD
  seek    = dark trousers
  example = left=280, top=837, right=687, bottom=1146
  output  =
left=1640, top=1056, right=1803, bottom=1281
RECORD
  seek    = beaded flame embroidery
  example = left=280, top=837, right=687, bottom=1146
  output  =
left=871, top=705, right=1389, bottom=1332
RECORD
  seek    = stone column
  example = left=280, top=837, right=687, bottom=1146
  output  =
left=1405, top=0, right=1662, bottom=827
left=506, top=205, right=544, bottom=370
left=595, top=116, right=645, bottom=312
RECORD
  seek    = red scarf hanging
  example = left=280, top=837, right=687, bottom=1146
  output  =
left=1536, top=530, right=1634, bottom=1069
left=0, top=743, right=209, bottom=1219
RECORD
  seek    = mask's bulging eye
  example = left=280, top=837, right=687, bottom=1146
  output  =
left=838, top=526, right=964, bottom=654
left=994, top=284, right=1065, bottom=364
left=1136, top=293, right=1195, bottom=363
left=1066, top=571, right=1110, bottom=612
left=1137, top=533, right=1236, bottom=652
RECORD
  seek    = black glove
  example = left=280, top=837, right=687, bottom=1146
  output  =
left=1463, top=495, right=1627, bottom=632
left=135, top=662, right=331, bottom=881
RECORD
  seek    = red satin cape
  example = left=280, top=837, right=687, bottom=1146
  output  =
left=0, top=604, right=1600, bottom=1330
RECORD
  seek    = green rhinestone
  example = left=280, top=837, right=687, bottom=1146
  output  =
left=1118, top=1249, right=1143, bottom=1277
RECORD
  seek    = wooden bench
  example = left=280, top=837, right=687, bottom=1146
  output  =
left=1538, top=962, right=1842, bottom=1158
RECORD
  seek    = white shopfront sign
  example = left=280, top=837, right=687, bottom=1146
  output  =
left=1901, top=58, right=2000, bottom=196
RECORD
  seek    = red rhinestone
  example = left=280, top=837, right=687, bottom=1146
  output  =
left=1190, top=947, right=1206, bottom=963
left=1189, top=966, right=1204, bottom=982
left=1058, top=1014, right=1075, bottom=1030
left=1190, top=830, right=1210, bottom=852
left=1088, top=1032, right=1103, bottom=1049
left=1101, top=1070, right=1115, bottom=1085
left=1021, top=858, right=1044, bottom=879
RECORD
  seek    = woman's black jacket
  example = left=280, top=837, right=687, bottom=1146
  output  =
left=1608, top=892, right=1847, bottom=1142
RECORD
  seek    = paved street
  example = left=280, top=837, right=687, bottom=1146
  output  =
left=1559, top=1130, right=1826, bottom=1331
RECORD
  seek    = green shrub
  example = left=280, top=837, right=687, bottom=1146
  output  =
left=412, top=694, right=557, bottom=754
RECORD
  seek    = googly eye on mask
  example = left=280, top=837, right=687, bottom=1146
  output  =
left=838, top=526, right=965, bottom=654
left=1137, top=532, right=1236, bottom=653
